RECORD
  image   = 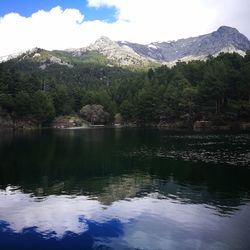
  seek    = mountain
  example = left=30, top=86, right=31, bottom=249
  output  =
left=67, top=36, right=155, bottom=67
left=118, top=26, right=250, bottom=64
left=1, top=26, right=250, bottom=129
left=68, top=25, right=250, bottom=66
left=1, top=26, right=250, bottom=67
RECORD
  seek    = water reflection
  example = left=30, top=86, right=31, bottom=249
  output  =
left=0, top=170, right=249, bottom=214
left=1, top=185, right=250, bottom=250
left=0, top=129, right=250, bottom=249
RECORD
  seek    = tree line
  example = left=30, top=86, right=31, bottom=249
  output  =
left=0, top=52, right=250, bottom=126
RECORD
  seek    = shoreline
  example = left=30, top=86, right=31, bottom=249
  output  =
left=1, top=114, right=250, bottom=132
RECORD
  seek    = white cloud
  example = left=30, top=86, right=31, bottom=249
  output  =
left=0, top=6, right=85, bottom=56
left=0, top=187, right=217, bottom=239
left=0, top=0, right=249, bottom=57
left=1, top=187, right=249, bottom=249
left=87, top=0, right=250, bottom=39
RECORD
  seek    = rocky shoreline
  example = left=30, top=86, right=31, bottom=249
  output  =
left=157, top=120, right=250, bottom=131
left=0, top=114, right=250, bottom=131
left=0, top=114, right=40, bottom=130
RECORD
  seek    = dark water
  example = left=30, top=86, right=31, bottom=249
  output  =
left=0, top=128, right=250, bottom=250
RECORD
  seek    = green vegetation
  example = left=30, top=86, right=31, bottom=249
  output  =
left=80, top=104, right=110, bottom=125
left=0, top=51, right=250, bottom=127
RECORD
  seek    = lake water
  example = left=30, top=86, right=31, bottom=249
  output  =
left=0, top=129, right=250, bottom=250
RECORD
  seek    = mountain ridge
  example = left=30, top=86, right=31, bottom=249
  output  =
left=1, top=26, right=250, bottom=67
left=117, top=26, right=250, bottom=63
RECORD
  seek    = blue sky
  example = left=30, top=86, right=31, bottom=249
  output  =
left=0, top=0, right=117, bottom=22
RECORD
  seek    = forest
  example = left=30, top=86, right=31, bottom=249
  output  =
left=0, top=51, right=250, bottom=127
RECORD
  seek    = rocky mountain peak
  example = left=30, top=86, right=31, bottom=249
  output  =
left=89, top=36, right=117, bottom=51
left=211, top=25, right=250, bottom=52
left=118, top=26, right=250, bottom=64
left=216, top=26, right=239, bottom=34
left=85, top=36, right=153, bottom=66
left=96, top=36, right=113, bottom=43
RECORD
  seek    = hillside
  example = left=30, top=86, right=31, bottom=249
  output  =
left=1, top=26, right=250, bottom=68
left=0, top=49, right=250, bottom=129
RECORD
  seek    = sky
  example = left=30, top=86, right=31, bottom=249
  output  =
left=0, top=0, right=250, bottom=57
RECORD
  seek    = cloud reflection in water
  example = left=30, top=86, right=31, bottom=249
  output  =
left=1, top=186, right=250, bottom=250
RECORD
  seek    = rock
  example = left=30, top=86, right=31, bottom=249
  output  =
left=193, top=120, right=233, bottom=131
left=13, top=119, right=39, bottom=130
left=68, top=36, right=155, bottom=66
left=0, top=114, right=14, bottom=129
left=86, top=36, right=153, bottom=66
left=240, top=122, right=250, bottom=130
left=51, top=116, right=89, bottom=129
left=118, top=26, right=250, bottom=64
left=0, top=114, right=39, bottom=130
left=157, top=121, right=187, bottom=129
left=114, top=113, right=123, bottom=126
left=193, top=120, right=213, bottom=130
left=42, top=56, right=73, bottom=69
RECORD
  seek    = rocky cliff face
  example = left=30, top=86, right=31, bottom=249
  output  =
left=118, top=26, right=250, bottom=63
left=68, top=36, right=154, bottom=66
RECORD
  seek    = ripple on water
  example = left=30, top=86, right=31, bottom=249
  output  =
left=121, top=133, right=250, bottom=167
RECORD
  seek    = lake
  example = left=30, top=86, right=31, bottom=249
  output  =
left=0, top=128, right=250, bottom=250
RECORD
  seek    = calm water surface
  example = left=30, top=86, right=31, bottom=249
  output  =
left=0, top=129, right=250, bottom=250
